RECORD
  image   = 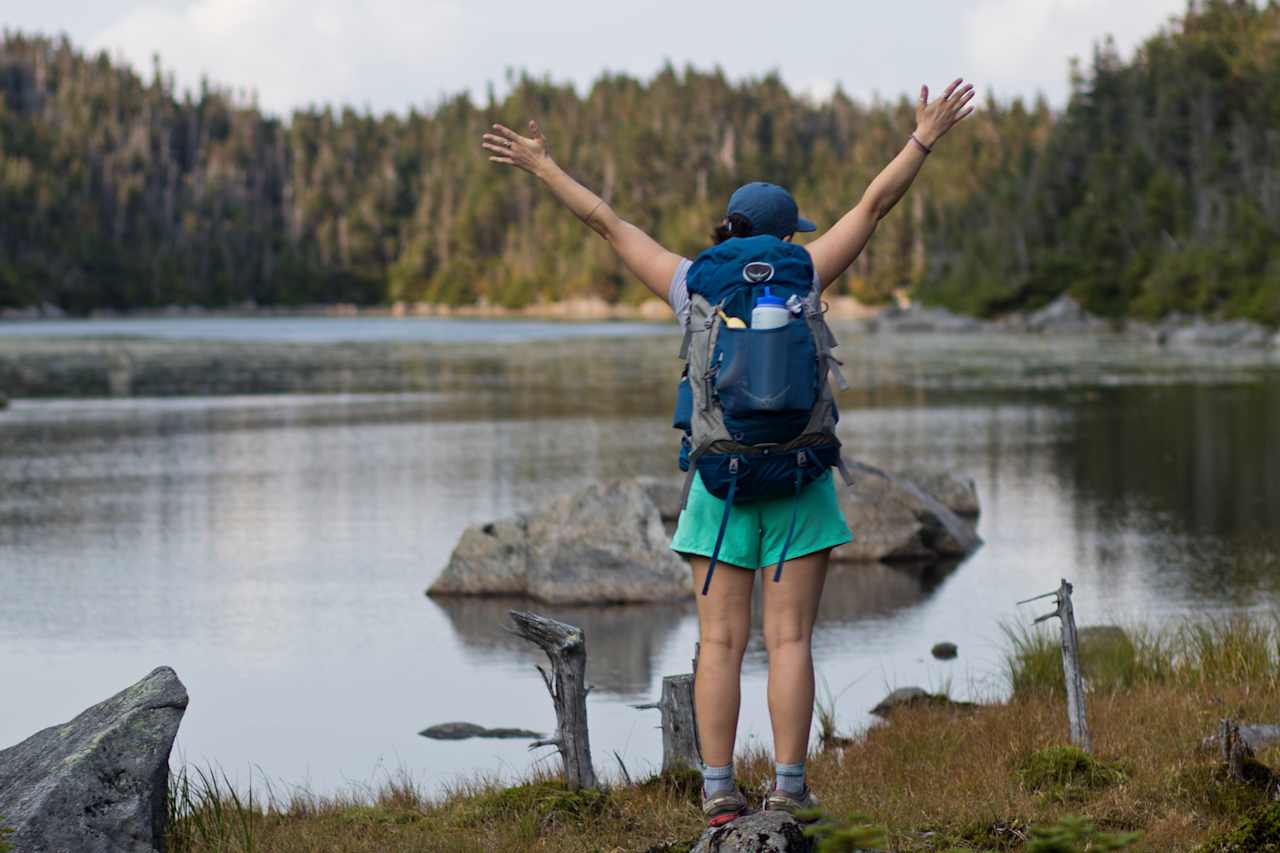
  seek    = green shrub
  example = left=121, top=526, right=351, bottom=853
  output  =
left=1025, top=815, right=1140, bottom=852
left=1016, top=746, right=1128, bottom=803
left=1196, top=802, right=1280, bottom=852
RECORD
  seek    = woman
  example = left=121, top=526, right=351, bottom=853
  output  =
left=482, top=77, right=974, bottom=825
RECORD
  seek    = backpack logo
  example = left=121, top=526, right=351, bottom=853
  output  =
left=742, top=262, right=774, bottom=283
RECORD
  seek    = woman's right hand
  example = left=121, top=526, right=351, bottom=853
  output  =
left=482, top=120, right=555, bottom=178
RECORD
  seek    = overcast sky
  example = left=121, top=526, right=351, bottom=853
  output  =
left=2, top=0, right=1189, bottom=116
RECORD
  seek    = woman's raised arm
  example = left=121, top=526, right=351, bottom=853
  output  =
left=482, top=120, right=683, bottom=301
left=806, top=78, right=975, bottom=289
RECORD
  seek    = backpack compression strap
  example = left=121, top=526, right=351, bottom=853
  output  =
left=771, top=450, right=811, bottom=583
left=701, top=457, right=739, bottom=596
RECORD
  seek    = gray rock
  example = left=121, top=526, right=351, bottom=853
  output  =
left=870, top=686, right=931, bottom=716
left=635, top=476, right=685, bottom=522
left=870, top=686, right=976, bottom=718
left=418, top=721, right=542, bottom=740
left=0, top=666, right=188, bottom=853
left=931, top=642, right=958, bottom=660
left=869, top=304, right=988, bottom=334
left=1164, top=318, right=1272, bottom=349
left=833, top=464, right=982, bottom=564
left=428, top=480, right=691, bottom=604
left=1025, top=295, right=1108, bottom=334
left=691, top=809, right=815, bottom=852
left=1272, top=330, right=1280, bottom=350
left=895, top=468, right=980, bottom=517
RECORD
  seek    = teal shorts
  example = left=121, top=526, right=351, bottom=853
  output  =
left=671, top=469, right=854, bottom=570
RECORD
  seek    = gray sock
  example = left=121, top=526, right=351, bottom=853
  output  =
left=775, top=760, right=806, bottom=795
left=701, top=762, right=734, bottom=798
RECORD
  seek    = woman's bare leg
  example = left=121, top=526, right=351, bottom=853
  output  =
left=760, top=548, right=830, bottom=765
left=687, top=556, right=755, bottom=767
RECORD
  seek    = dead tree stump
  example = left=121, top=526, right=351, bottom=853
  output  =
left=1019, top=578, right=1091, bottom=752
left=508, top=610, right=597, bottom=789
left=635, top=674, right=701, bottom=773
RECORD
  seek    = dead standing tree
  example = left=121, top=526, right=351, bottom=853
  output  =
left=1018, top=578, right=1091, bottom=752
left=635, top=643, right=702, bottom=774
left=507, top=610, right=598, bottom=789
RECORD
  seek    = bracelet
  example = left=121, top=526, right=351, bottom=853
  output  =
left=909, top=133, right=932, bottom=155
left=581, top=198, right=604, bottom=224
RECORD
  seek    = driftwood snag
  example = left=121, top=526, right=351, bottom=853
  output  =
left=635, top=674, right=701, bottom=773
left=507, top=610, right=597, bottom=789
left=1019, top=578, right=1091, bottom=752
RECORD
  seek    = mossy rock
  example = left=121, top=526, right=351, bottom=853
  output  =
left=1197, top=802, right=1280, bottom=852
left=637, top=766, right=703, bottom=806
left=454, top=780, right=611, bottom=828
left=1175, top=762, right=1275, bottom=817
left=1015, top=746, right=1127, bottom=800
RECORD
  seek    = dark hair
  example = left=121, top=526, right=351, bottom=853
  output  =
left=712, top=212, right=754, bottom=244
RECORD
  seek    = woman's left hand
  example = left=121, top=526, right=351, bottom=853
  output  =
left=914, top=78, right=976, bottom=148
left=481, top=120, right=555, bottom=179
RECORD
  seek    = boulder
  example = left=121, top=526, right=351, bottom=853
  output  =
left=1025, top=295, right=1108, bottom=334
left=870, top=686, right=977, bottom=718
left=691, top=810, right=816, bottom=853
left=895, top=468, right=980, bottom=517
left=833, top=464, right=982, bottom=564
left=428, top=481, right=691, bottom=604
left=635, top=476, right=685, bottom=523
left=0, top=666, right=188, bottom=853
left=868, top=304, right=988, bottom=334
left=1163, top=317, right=1272, bottom=349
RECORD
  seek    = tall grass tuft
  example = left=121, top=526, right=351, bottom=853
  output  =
left=167, top=764, right=258, bottom=853
left=1003, top=612, right=1280, bottom=698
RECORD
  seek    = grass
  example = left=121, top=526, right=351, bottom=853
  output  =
left=165, top=612, right=1280, bottom=852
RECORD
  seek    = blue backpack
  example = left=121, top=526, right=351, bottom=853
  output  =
left=673, top=235, right=852, bottom=594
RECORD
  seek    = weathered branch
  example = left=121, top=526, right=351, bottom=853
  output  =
left=508, top=610, right=597, bottom=789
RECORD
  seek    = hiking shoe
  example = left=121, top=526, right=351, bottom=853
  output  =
left=701, top=788, right=748, bottom=827
left=763, top=786, right=821, bottom=822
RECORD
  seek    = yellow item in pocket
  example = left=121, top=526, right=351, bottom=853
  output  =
left=717, top=309, right=747, bottom=329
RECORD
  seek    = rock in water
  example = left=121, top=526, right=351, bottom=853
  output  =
left=418, top=721, right=542, bottom=740
left=0, top=666, right=188, bottom=853
left=1025, top=294, right=1108, bottom=333
left=691, top=810, right=814, bottom=852
left=428, top=480, right=691, bottom=604
left=931, top=642, right=958, bottom=660
left=833, top=463, right=981, bottom=564
left=896, top=468, right=980, bottom=517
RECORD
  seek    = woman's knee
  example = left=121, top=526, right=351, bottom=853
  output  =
left=763, top=622, right=812, bottom=656
left=699, top=626, right=749, bottom=661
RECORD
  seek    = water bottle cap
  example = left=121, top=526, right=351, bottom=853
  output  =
left=755, top=286, right=786, bottom=308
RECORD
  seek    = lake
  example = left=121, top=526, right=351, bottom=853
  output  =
left=1, top=317, right=1278, bottom=800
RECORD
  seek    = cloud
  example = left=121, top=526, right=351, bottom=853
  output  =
left=72, top=0, right=1197, bottom=117
left=962, top=0, right=1186, bottom=103
left=87, top=0, right=465, bottom=113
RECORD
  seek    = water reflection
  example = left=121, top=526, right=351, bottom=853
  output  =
left=428, top=597, right=694, bottom=699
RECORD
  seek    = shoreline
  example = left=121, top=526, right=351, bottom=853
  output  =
left=0, top=295, right=883, bottom=324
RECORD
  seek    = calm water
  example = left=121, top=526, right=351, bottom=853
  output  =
left=2, top=319, right=1278, bottom=799
left=0, top=315, right=668, bottom=343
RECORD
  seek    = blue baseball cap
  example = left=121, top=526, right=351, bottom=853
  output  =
left=726, top=182, right=816, bottom=239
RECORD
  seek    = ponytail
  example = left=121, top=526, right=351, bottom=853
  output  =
left=712, top=212, right=754, bottom=245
